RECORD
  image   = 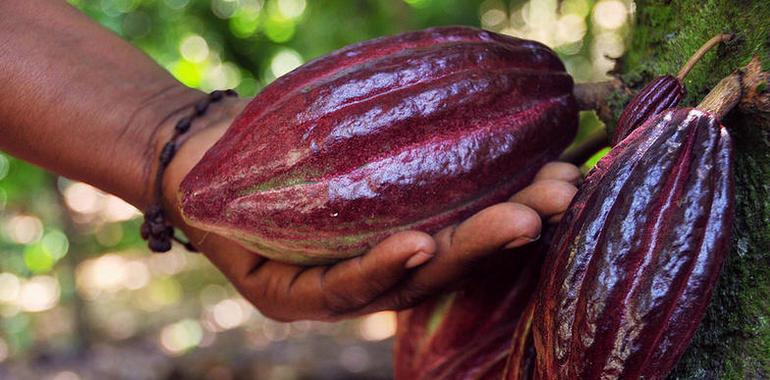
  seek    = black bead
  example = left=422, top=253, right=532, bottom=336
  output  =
left=194, top=100, right=210, bottom=116
left=149, top=237, right=172, bottom=252
left=175, top=116, right=192, bottom=133
left=159, top=142, right=176, bottom=164
left=210, top=90, right=224, bottom=101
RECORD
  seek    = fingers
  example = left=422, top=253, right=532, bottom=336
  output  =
left=509, top=179, right=577, bottom=223
left=236, top=230, right=435, bottom=321
left=317, top=231, right=435, bottom=317
left=361, top=202, right=542, bottom=313
left=534, top=161, right=582, bottom=184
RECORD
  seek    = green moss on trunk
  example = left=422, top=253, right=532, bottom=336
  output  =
left=623, top=1, right=770, bottom=378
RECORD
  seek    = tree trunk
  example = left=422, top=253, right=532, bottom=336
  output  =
left=621, top=1, right=769, bottom=378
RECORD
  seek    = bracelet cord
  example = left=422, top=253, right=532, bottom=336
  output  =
left=140, top=89, right=238, bottom=253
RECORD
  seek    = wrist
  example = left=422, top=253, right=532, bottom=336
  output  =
left=150, top=95, right=247, bottom=228
left=119, top=85, right=206, bottom=209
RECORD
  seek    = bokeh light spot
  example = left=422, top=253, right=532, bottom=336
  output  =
left=171, top=60, right=202, bottom=87
left=270, top=49, right=303, bottom=78
left=5, top=215, right=44, bottom=244
left=212, top=298, right=246, bottom=330
left=163, top=0, right=189, bottom=10
left=103, top=195, right=140, bottom=222
left=0, top=273, right=21, bottom=304
left=556, top=14, right=587, bottom=44
left=211, top=0, right=239, bottom=19
left=229, top=4, right=262, bottom=38
left=358, top=311, right=396, bottom=341
left=42, top=230, right=69, bottom=260
left=277, top=0, right=306, bottom=19
left=160, top=319, right=203, bottom=355
left=403, top=0, right=430, bottom=9
left=180, top=35, right=210, bottom=63
left=561, top=0, right=591, bottom=17
left=18, top=276, right=60, bottom=312
left=24, top=243, right=55, bottom=274
left=63, top=182, right=101, bottom=214
left=594, top=31, right=626, bottom=58
left=264, top=16, right=295, bottom=42
left=592, top=0, right=627, bottom=29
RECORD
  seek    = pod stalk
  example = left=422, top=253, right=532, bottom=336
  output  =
left=676, top=33, right=734, bottom=81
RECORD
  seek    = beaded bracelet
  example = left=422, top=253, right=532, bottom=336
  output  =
left=140, top=89, right=238, bottom=253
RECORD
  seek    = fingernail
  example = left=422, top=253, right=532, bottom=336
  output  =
left=405, top=251, right=434, bottom=269
left=504, top=234, right=541, bottom=249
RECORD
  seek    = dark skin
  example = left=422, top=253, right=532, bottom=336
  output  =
left=0, top=1, right=580, bottom=321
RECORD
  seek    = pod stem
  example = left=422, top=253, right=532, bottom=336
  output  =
left=559, top=128, right=609, bottom=166
left=676, top=33, right=734, bottom=81
left=697, top=72, right=743, bottom=119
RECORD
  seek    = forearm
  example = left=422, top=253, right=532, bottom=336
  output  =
left=0, top=0, right=203, bottom=208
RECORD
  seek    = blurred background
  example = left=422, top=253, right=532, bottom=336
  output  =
left=0, top=0, right=633, bottom=379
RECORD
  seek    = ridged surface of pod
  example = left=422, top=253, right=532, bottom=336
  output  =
left=179, top=26, right=577, bottom=264
left=534, top=108, right=734, bottom=379
left=394, top=238, right=547, bottom=380
left=611, top=75, right=684, bottom=146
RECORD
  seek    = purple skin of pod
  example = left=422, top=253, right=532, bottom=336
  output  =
left=534, top=108, right=734, bottom=380
left=611, top=75, right=685, bottom=146
left=178, top=26, right=578, bottom=265
left=395, top=227, right=559, bottom=380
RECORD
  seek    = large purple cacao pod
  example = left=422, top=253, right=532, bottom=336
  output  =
left=533, top=108, right=734, bottom=379
left=179, top=26, right=577, bottom=264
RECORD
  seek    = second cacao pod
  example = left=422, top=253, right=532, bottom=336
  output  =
left=534, top=108, right=734, bottom=379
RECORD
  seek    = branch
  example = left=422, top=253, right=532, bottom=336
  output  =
left=573, top=79, right=629, bottom=126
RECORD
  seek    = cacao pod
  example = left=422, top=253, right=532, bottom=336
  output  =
left=533, top=108, right=734, bottom=379
left=179, top=26, right=577, bottom=264
left=395, top=237, right=547, bottom=380
left=611, top=75, right=684, bottom=146
left=610, top=34, right=731, bottom=146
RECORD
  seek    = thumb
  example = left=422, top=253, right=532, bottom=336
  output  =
left=317, top=230, right=437, bottom=319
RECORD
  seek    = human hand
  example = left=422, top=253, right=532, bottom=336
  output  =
left=160, top=98, right=580, bottom=322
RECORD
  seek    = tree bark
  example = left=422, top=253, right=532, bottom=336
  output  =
left=622, top=1, right=770, bottom=378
